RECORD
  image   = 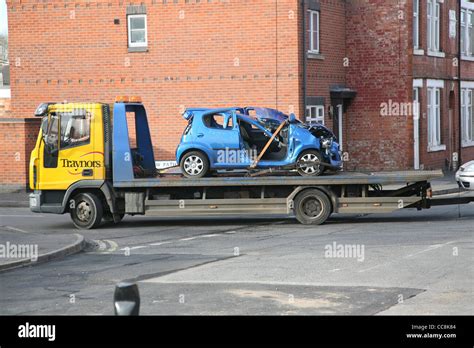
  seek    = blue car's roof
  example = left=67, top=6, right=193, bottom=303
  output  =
left=183, top=107, right=236, bottom=120
left=245, top=107, right=288, bottom=122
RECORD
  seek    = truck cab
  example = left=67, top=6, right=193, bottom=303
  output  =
left=29, top=97, right=155, bottom=229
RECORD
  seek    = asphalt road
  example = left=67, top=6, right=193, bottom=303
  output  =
left=0, top=202, right=473, bottom=315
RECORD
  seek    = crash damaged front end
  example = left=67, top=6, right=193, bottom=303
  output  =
left=306, top=124, right=342, bottom=170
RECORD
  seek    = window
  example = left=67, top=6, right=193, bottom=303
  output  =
left=427, top=0, right=441, bottom=54
left=413, top=0, right=420, bottom=49
left=305, top=105, right=324, bottom=125
left=128, top=14, right=147, bottom=48
left=461, top=6, right=474, bottom=58
left=59, top=110, right=91, bottom=149
left=308, top=10, right=319, bottom=54
left=427, top=80, right=445, bottom=151
left=461, top=85, right=474, bottom=146
left=204, top=113, right=233, bottom=130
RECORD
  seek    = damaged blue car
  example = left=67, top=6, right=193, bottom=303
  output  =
left=176, top=107, right=342, bottom=178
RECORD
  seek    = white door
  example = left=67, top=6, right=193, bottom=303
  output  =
left=337, top=104, right=343, bottom=151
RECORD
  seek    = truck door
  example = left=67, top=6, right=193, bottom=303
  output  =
left=37, top=106, right=100, bottom=190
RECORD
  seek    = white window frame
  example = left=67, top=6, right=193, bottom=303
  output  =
left=427, top=0, right=444, bottom=57
left=308, top=10, right=320, bottom=54
left=413, top=79, right=423, bottom=169
left=461, top=81, right=474, bottom=147
left=413, top=0, right=420, bottom=49
left=426, top=80, right=445, bottom=152
left=461, top=1, right=474, bottom=60
left=305, top=105, right=324, bottom=125
left=127, top=14, right=148, bottom=48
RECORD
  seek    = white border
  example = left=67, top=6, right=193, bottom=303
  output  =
left=427, top=79, right=444, bottom=88
left=461, top=81, right=474, bottom=89
left=413, top=79, right=423, bottom=88
left=0, top=88, right=11, bottom=98
left=462, top=0, right=474, bottom=11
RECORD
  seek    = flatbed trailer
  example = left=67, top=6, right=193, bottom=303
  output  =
left=28, top=99, right=474, bottom=229
left=109, top=170, right=466, bottom=223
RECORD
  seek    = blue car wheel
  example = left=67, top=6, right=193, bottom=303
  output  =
left=180, top=151, right=210, bottom=178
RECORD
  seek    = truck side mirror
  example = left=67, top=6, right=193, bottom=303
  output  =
left=114, top=282, right=140, bottom=316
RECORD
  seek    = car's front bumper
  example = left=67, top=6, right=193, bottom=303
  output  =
left=455, top=171, right=474, bottom=190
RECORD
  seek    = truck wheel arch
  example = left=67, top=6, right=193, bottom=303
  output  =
left=60, top=180, right=114, bottom=214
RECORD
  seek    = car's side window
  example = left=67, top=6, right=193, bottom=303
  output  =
left=203, top=113, right=233, bottom=130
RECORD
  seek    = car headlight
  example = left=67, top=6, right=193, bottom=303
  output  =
left=321, top=138, right=332, bottom=149
left=461, top=161, right=474, bottom=172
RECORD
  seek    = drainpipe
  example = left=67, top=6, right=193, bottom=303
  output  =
left=458, top=0, right=462, bottom=168
left=301, top=0, right=307, bottom=120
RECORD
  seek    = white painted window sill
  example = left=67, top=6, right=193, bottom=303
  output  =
left=413, top=49, right=425, bottom=55
left=462, top=141, right=474, bottom=148
left=461, top=55, right=474, bottom=61
left=0, top=88, right=11, bottom=98
left=307, top=51, right=324, bottom=60
left=428, top=144, right=447, bottom=152
left=427, top=51, right=446, bottom=58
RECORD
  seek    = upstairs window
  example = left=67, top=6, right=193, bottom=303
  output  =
left=128, top=14, right=148, bottom=48
left=427, top=0, right=441, bottom=53
left=413, top=0, right=420, bottom=49
left=308, top=10, right=320, bottom=54
left=461, top=7, right=474, bottom=57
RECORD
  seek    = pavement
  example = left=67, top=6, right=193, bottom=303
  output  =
left=0, top=229, right=85, bottom=272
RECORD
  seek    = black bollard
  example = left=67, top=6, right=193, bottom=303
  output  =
left=114, top=282, right=140, bottom=316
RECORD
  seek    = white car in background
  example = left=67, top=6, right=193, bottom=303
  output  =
left=456, top=160, right=474, bottom=190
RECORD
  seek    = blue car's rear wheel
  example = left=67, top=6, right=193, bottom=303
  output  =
left=180, top=151, right=209, bottom=178
left=296, top=150, right=324, bottom=176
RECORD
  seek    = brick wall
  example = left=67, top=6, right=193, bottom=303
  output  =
left=0, top=97, right=11, bottom=118
left=345, top=0, right=412, bottom=171
left=411, top=0, right=470, bottom=170
left=3, top=0, right=472, bottom=190
left=305, top=0, right=346, bottom=132
left=0, top=119, right=40, bottom=191
left=6, top=0, right=302, bottom=162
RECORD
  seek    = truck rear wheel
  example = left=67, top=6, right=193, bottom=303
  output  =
left=293, top=189, right=331, bottom=225
left=70, top=193, right=104, bottom=230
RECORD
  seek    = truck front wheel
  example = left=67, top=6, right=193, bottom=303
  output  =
left=293, top=189, right=331, bottom=225
left=70, top=193, right=104, bottom=230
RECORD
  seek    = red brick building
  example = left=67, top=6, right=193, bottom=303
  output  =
left=1, top=0, right=473, bottom=190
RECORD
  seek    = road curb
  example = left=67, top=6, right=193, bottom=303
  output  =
left=0, top=233, right=86, bottom=273
left=0, top=201, right=29, bottom=208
